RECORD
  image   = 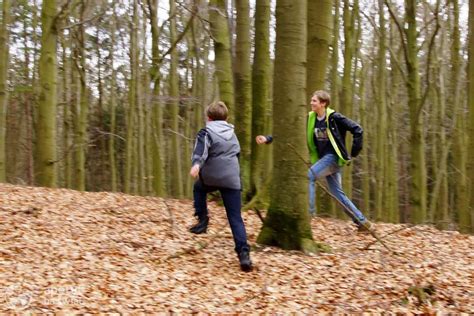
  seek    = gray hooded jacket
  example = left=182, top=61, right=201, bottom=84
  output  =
left=191, top=121, right=241, bottom=190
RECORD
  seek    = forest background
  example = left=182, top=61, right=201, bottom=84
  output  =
left=0, top=0, right=473, bottom=236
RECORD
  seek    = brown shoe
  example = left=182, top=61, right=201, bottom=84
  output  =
left=357, top=221, right=374, bottom=234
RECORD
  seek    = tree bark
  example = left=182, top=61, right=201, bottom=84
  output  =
left=234, top=0, right=252, bottom=200
left=168, top=0, right=183, bottom=198
left=375, top=0, right=387, bottom=221
left=257, top=0, right=326, bottom=253
left=125, top=0, right=139, bottom=193
left=307, top=0, right=334, bottom=217
left=0, top=0, right=10, bottom=182
left=147, top=0, right=166, bottom=196
left=73, top=3, right=89, bottom=191
left=250, top=0, right=271, bottom=198
left=340, top=0, right=357, bottom=200
left=209, top=0, right=235, bottom=121
left=451, top=0, right=469, bottom=233
left=405, top=0, right=427, bottom=223
left=108, top=4, right=118, bottom=191
left=35, top=0, right=58, bottom=187
left=467, top=0, right=474, bottom=233
left=307, top=0, right=332, bottom=96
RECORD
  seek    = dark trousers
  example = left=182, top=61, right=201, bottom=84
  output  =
left=193, top=180, right=249, bottom=254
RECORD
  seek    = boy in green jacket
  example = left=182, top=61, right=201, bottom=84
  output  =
left=256, top=90, right=372, bottom=232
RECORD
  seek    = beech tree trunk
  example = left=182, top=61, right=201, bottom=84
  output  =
left=35, top=0, right=58, bottom=187
left=0, top=0, right=10, bottom=182
left=257, top=0, right=326, bottom=253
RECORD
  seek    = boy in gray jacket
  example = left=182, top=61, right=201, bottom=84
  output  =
left=189, top=101, right=252, bottom=272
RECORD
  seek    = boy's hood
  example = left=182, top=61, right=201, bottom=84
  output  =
left=206, top=120, right=235, bottom=141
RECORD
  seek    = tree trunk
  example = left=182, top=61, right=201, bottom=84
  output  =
left=331, top=0, right=340, bottom=113
left=307, top=0, right=332, bottom=95
left=375, top=0, right=387, bottom=221
left=358, top=60, right=370, bottom=214
left=35, top=0, right=58, bottom=187
left=108, top=4, right=118, bottom=191
left=430, top=42, right=449, bottom=229
left=451, top=0, right=469, bottom=233
left=405, top=0, right=427, bottom=223
left=0, top=0, right=10, bottom=182
left=168, top=0, right=183, bottom=198
left=467, top=0, right=474, bottom=233
left=340, top=0, right=357, bottom=200
left=307, top=0, right=334, bottom=217
left=124, top=0, right=139, bottom=193
left=209, top=0, right=235, bottom=121
left=136, top=15, right=145, bottom=195
left=60, top=27, right=72, bottom=188
left=250, top=0, right=271, bottom=198
left=74, top=4, right=88, bottom=191
left=147, top=0, right=166, bottom=196
left=234, top=0, right=252, bottom=200
left=257, top=0, right=326, bottom=253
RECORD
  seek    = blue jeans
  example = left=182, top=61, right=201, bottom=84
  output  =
left=307, top=154, right=367, bottom=224
left=193, top=180, right=250, bottom=254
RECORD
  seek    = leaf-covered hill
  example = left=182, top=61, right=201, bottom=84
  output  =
left=0, top=183, right=472, bottom=313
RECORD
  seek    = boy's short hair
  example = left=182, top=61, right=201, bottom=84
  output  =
left=313, top=90, right=331, bottom=107
left=206, top=101, right=228, bottom=120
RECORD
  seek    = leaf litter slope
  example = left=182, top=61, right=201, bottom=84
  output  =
left=0, top=183, right=472, bottom=313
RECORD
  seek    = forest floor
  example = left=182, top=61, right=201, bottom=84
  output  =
left=0, top=183, right=473, bottom=313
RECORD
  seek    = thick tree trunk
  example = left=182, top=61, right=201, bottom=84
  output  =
left=307, top=0, right=332, bottom=95
left=405, top=0, right=427, bottom=223
left=250, top=0, right=271, bottom=198
left=234, top=0, right=252, bottom=200
left=257, top=0, right=327, bottom=253
left=35, top=0, right=58, bottom=187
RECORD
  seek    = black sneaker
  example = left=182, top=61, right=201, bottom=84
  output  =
left=189, top=217, right=209, bottom=234
left=238, top=249, right=253, bottom=272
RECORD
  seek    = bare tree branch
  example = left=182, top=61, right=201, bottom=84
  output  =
left=361, top=9, right=408, bottom=84
left=384, top=0, right=409, bottom=71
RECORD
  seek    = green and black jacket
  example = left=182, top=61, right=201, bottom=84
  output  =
left=306, top=107, right=363, bottom=166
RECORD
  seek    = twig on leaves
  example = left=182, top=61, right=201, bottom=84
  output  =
left=363, top=224, right=414, bottom=250
left=165, top=221, right=228, bottom=260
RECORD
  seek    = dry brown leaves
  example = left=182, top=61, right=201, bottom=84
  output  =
left=0, top=183, right=473, bottom=313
